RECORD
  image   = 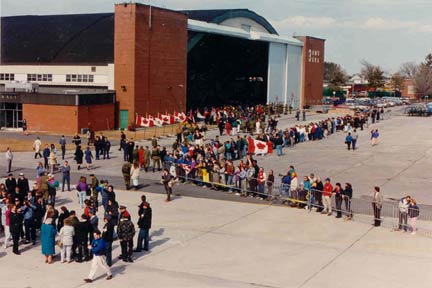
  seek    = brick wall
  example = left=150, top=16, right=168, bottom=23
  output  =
left=77, top=104, right=115, bottom=132
left=115, top=3, right=187, bottom=125
left=23, top=103, right=115, bottom=134
left=296, top=36, right=325, bottom=107
left=23, top=104, right=78, bottom=134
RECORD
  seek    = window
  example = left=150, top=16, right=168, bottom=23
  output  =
left=65, top=74, right=94, bottom=83
left=26, top=73, right=52, bottom=82
left=0, top=73, right=15, bottom=81
left=91, top=66, right=96, bottom=72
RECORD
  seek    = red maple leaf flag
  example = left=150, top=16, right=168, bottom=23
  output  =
left=247, top=137, right=269, bottom=155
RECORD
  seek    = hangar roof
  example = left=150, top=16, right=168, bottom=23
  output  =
left=1, top=13, right=114, bottom=65
left=182, top=9, right=278, bottom=35
left=0, top=8, right=280, bottom=65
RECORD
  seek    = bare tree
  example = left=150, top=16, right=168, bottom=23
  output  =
left=399, top=62, right=418, bottom=80
left=389, top=72, right=404, bottom=92
left=414, top=63, right=432, bottom=98
left=360, top=60, right=385, bottom=90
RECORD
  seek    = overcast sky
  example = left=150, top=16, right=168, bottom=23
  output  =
left=2, top=0, right=432, bottom=74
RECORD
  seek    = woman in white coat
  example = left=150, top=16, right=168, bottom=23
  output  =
left=58, top=218, right=75, bottom=263
left=130, top=162, right=140, bottom=191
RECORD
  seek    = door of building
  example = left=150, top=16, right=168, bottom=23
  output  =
left=119, top=110, right=129, bottom=130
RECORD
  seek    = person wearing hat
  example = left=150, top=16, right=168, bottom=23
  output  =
left=17, top=173, right=30, bottom=199
left=5, top=173, right=17, bottom=194
left=117, top=211, right=135, bottom=263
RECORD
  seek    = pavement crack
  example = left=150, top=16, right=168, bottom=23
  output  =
left=297, top=225, right=374, bottom=288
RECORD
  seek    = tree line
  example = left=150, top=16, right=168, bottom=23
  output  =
left=325, top=54, right=432, bottom=99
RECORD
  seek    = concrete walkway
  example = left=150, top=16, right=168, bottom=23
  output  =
left=0, top=189, right=431, bottom=288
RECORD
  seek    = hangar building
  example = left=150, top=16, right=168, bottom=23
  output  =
left=0, top=3, right=325, bottom=132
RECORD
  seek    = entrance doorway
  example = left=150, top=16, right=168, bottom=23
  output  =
left=119, top=110, right=129, bottom=129
left=0, top=103, right=23, bottom=128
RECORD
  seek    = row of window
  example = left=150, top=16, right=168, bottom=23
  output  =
left=66, top=74, right=94, bottom=83
left=0, top=73, right=15, bottom=81
left=0, top=73, right=96, bottom=83
left=27, top=74, right=53, bottom=82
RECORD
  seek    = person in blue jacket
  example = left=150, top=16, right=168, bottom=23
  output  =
left=84, top=230, right=113, bottom=283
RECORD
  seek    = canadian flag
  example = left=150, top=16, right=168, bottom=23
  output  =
left=247, top=137, right=272, bottom=155
left=161, top=114, right=175, bottom=125
left=174, top=112, right=187, bottom=122
left=136, top=115, right=154, bottom=127
left=153, top=114, right=164, bottom=127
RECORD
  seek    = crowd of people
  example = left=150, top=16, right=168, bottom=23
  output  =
left=0, top=169, right=153, bottom=283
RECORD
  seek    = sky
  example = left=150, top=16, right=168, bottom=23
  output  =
left=2, top=0, right=432, bottom=74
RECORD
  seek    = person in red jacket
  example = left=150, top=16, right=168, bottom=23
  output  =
left=225, top=122, right=232, bottom=136
left=322, top=178, right=333, bottom=216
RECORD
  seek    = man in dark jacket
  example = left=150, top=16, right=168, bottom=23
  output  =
left=135, top=195, right=152, bottom=252
left=43, top=144, right=50, bottom=169
left=17, top=173, right=30, bottom=198
left=117, top=213, right=135, bottom=262
left=76, top=214, right=93, bottom=262
left=5, top=173, right=17, bottom=193
left=102, top=216, right=114, bottom=267
left=9, top=205, right=24, bottom=255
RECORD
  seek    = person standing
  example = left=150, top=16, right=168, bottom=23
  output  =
left=322, top=178, right=333, bottom=216
left=372, top=186, right=383, bottom=227
left=161, top=169, right=174, bottom=202
left=121, top=162, right=132, bottom=190
left=9, top=204, right=24, bottom=255
left=135, top=195, right=152, bottom=252
left=345, top=133, right=353, bottom=150
left=408, top=199, right=419, bottom=235
left=333, top=183, right=343, bottom=218
left=371, top=129, right=379, bottom=146
left=84, top=230, right=113, bottom=283
left=342, top=183, right=353, bottom=220
left=84, top=147, right=93, bottom=170
left=5, top=147, right=13, bottom=173
left=61, top=161, right=71, bottom=192
left=266, top=170, right=275, bottom=200
left=43, top=144, right=50, bottom=170
left=33, top=137, right=42, bottom=159
left=130, top=162, right=140, bottom=191
left=22, top=119, right=28, bottom=135
left=41, top=218, right=56, bottom=263
left=59, top=135, right=67, bottom=160
left=351, top=129, right=359, bottom=150
left=117, top=213, right=135, bottom=263
left=144, top=146, right=151, bottom=172
left=397, top=196, right=410, bottom=232
left=102, top=216, right=114, bottom=267
left=49, top=148, right=57, bottom=174
left=103, top=137, right=111, bottom=160
left=119, top=131, right=126, bottom=151
left=58, top=218, right=74, bottom=263
left=74, top=145, right=84, bottom=170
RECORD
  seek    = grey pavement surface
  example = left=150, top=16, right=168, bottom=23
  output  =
left=1, top=110, right=432, bottom=287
